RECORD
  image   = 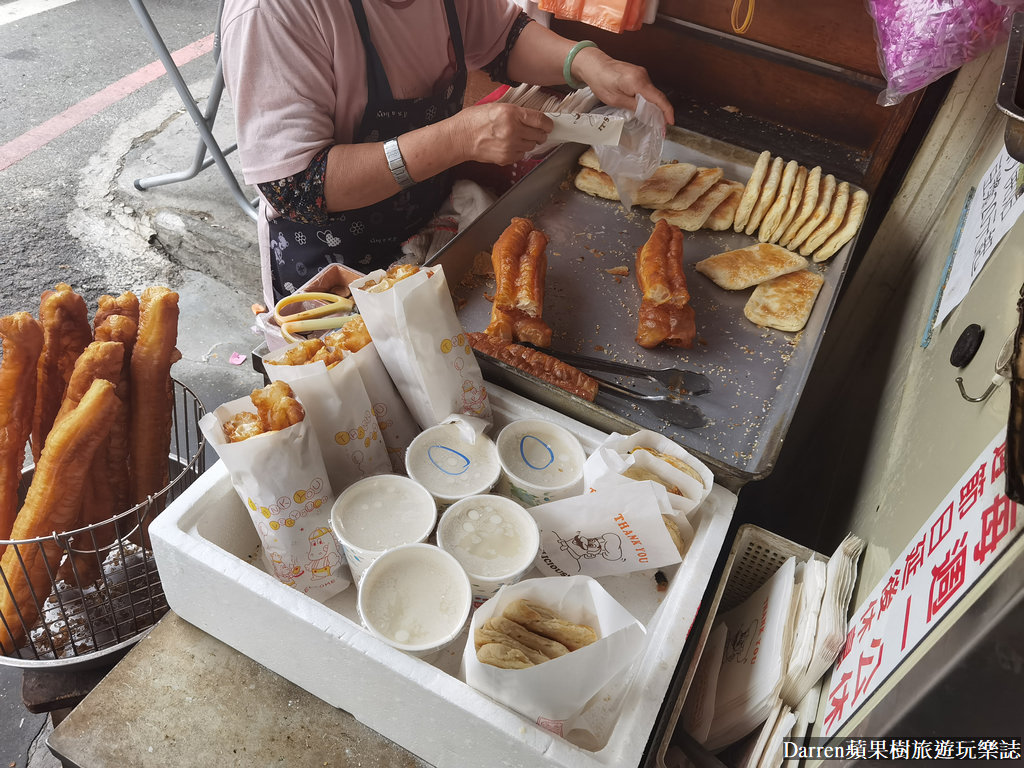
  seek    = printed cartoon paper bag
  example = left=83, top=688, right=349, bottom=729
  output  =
left=264, top=342, right=391, bottom=491
left=199, top=394, right=349, bottom=601
left=345, top=343, right=420, bottom=474
left=350, top=265, right=491, bottom=430
left=463, top=575, right=645, bottom=739
left=529, top=482, right=687, bottom=578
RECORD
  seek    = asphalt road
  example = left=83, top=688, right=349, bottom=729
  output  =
left=2, top=0, right=267, bottom=764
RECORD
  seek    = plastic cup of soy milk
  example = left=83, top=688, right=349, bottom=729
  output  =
left=437, top=494, right=540, bottom=605
left=330, top=474, right=436, bottom=584
left=495, top=419, right=586, bottom=507
left=405, top=422, right=501, bottom=510
left=357, top=543, right=472, bottom=658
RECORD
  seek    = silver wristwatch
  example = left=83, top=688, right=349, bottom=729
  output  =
left=383, top=138, right=415, bottom=190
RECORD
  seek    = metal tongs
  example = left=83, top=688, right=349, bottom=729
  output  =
left=526, top=346, right=711, bottom=396
left=527, top=345, right=712, bottom=429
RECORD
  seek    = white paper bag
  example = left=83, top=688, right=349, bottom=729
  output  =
left=199, top=397, right=350, bottom=601
left=529, top=482, right=685, bottom=577
left=350, top=265, right=491, bottom=430
left=583, top=430, right=714, bottom=516
left=346, top=343, right=420, bottom=474
left=462, top=576, right=645, bottom=737
left=263, top=345, right=391, bottom=491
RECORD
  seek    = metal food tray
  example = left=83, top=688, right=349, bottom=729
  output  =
left=431, top=129, right=858, bottom=485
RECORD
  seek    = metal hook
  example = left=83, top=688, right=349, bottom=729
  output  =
left=954, top=330, right=1016, bottom=402
left=955, top=375, right=1000, bottom=402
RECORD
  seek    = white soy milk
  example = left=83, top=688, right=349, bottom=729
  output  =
left=358, top=544, right=471, bottom=654
left=330, top=475, right=436, bottom=583
left=503, top=429, right=581, bottom=485
left=335, top=475, right=433, bottom=550
left=439, top=495, right=536, bottom=577
left=406, top=423, right=500, bottom=505
left=496, top=419, right=586, bottom=506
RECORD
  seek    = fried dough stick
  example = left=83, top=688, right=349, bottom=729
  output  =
left=468, top=332, right=598, bottom=401
left=31, top=284, right=93, bottom=462
left=635, top=221, right=696, bottom=349
left=50, top=341, right=125, bottom=584
left=486, top=217, right=531, bottom=341
left=129, top=287, right=180, bottom=507
left=0, top=314, right=44, bottom=550
left=486, top=218, right=553, bottom=347
left=0, top=379, right=117, bottom=653
left=94, top=311, right=139, bottom=517
left=251, top=381, right=305, bottom=431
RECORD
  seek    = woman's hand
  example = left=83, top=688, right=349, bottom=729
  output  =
left=572, top=48, right=674, bottom=126
left=447, top=103, right=553, bottom=166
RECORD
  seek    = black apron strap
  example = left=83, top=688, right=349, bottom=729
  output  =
left=348, top=0, right=396, bottom=100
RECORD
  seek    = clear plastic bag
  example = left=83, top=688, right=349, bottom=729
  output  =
left=868, top=0, right=1023, bottom=106
left=592, top=94, right=665, bottom=209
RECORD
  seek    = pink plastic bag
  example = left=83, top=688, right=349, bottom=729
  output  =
left=868, top=0, right=1023, bottom=106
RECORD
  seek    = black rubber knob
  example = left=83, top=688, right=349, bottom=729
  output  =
left=950, top=323, right=984, bottom=368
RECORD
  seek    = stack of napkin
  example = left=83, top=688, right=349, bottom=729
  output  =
left=687, top=531, right=865, bottom=763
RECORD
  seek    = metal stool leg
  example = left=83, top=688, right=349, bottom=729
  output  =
left=128, top=0, right=258, bottom=222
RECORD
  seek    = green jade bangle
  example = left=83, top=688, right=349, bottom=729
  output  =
left=563, top=40, right=597, bottom=89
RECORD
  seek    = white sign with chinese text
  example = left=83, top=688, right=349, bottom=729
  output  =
left=822, top=429, right=1022, bottom=737
left=935, top=148, right=1024, bottom=327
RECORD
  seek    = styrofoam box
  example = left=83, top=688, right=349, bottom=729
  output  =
left=151, top=383, right=735, bottom=768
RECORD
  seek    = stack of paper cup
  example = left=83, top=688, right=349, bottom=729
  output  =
left=357, top=543, right=472, bottom=659
left=496, top=419, right=586, bottom=507
left=330, top=474, right=437, bottom=584
left=437, top=494, right=540, bottom=606
left=405, top=422, right=501, bottom=510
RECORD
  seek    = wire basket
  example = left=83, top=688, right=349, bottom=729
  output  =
left=0, top=379, right=206, bottom=669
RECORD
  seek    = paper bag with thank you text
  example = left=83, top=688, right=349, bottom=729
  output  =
left=199, top=395, right=349, bottom=600
left=529, top=482, right=686, bottom=578
left=350, top=265, right=491, bottom=430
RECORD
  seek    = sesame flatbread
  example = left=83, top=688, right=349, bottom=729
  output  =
left=744, top=269, right=825, bottom=332
left=578, top=147, right=601, bottom=169
left=695, top=242, right=809, bottom=291
left=662, top=167, right=724, bottom=211
left=744, top=156, right=784, bottom=235
left=635, top=162, right=699, bottom=209
left=800, top=181, right=850, bottom=256
left=703, top=180, right=746, bottom=231
left=779, top=166, right=822, bottom=247
left=757, top=160, right=799, bottom=242
left=651, top=179, right=738, bottom=231
left=733, top=150, right=771, bottom=232
left=788, top=173, right=837, bottom=251
left=769, top=165, right=807, bottom=244
left=574, top=167, right=619, bottom=201
left=814, top=188, right=869, bottom=262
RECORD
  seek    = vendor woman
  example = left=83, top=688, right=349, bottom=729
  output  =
left=220, top=0, right=674, bottom=305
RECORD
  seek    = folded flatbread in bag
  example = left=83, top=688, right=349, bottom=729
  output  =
left=463, top=576, right=645, bottom=739
left=350, top=264, right=491, bottom=430
left=583, top=430, right=714, bottom=517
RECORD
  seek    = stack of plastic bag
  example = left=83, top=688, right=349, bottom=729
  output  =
left=868, top=0, right=1024, bottom=105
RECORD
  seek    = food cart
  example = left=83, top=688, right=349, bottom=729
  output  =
left=3, top=2, right=1023, bottom=767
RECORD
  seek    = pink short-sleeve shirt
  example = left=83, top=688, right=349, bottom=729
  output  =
left=221, top=0, right=520, bottom=186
